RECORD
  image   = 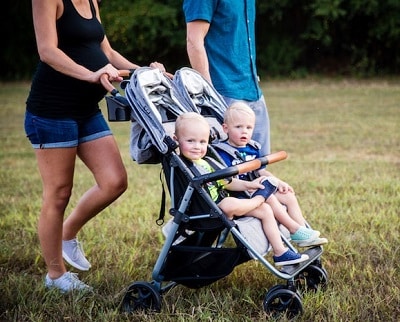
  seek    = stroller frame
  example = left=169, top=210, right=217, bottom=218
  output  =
left=102, top=67, right=328, bottom=318
left=155, top=150, right=324, bottom=274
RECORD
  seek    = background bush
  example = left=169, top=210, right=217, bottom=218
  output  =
left=1, top=0, right=399, bottom=80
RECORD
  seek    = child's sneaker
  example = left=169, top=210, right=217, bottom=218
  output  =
left=297, top=237, right=329, bottom=247
left=251, top=176, right=278, bottom=200
left=62, top=238, right=91, bottom=271
left=45, top=272, right=93, bottom=293
left=290, top=226, right=320, bottom=245
left=273, top=249, right=309, bottom=266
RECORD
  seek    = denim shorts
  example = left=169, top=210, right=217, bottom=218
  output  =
left=24, top=111, right=112, bottom=149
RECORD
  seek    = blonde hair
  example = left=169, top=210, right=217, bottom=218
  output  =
left=224, top=102, right=255, bottom=124
left=175, top=112, right=210, bottom=136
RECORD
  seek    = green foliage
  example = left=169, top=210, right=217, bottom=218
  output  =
left=100, top=0, right=188, bottom=71
left=2, top=0, right=400, bottom=79
left=0, top=0, right=38, bottom=80
left=256, top=0, right=400, bottom=76
left=303, top=0, right=400, bottom=75
left=304, top=0, right=347, bottom=46
left=257, top=35, right=306, bottom=78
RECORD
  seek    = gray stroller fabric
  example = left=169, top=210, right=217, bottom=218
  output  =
left=173, top=67, right=228, bottom=123
left=125, top=67, right=193, bottom=163
left=126, top=67, right=229, bottom=163
left=234, top=217, right=291, bottom=259
left=234, top=217, right=270, bottom=257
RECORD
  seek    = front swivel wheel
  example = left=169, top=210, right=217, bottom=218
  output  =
left=263, top=288, right=303, bottom=319
left=295, top=264, right=328, bottom=292
left=121, top=281, right=162, bottom=313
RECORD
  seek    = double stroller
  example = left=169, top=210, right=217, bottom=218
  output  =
left=103, top=67, right=328, bottom=318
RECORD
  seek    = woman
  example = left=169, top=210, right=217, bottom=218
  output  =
left=25, top=0, right=166, bottom=292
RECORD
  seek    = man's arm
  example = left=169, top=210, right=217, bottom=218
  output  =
left=186, top=21, right=212, bottom=83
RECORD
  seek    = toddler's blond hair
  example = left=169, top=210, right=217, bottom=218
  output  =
left=175, top=112, right=210, bottom=136
left=224, top=102, right=255, bottom=124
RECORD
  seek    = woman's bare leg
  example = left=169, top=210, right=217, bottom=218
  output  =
left=62, top=135, right=127, bottom=240
left=36, top=147, right=76, bottom=279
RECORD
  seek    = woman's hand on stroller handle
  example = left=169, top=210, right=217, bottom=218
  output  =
left=100, top=70, right=131, bottom=95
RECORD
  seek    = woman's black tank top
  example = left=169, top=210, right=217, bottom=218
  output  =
left=26, top=0, right=109, bottom=119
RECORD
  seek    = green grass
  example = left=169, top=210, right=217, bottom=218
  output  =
left=1, top=78, right=399, bottom=321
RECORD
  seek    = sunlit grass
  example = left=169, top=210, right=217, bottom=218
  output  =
left=1, top=78, right=399, bottom=321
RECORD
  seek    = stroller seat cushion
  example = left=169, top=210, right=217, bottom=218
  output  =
left=234, top=217, right=270, bottom=257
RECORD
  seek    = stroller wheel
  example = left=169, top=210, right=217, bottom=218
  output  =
left=121, top=281, right=162, bottom=313
left=295, top=264, right=328, bottom=292
left=264, top=284, right=287, bottom=298
left=263, top=288, right=303, bottom=319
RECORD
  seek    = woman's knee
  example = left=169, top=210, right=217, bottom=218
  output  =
left=118, top=175, right=128, bottom=194
left=109, top=173, right=128, bottom=196
left=43, top=185, right=72, bottom=211
left=105, top=170, right=128, bottom=197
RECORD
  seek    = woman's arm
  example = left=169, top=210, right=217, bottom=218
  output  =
left=32, top=0, right=120, bottom=83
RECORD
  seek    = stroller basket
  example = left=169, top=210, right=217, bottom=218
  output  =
left=163, top=243, right=250, bottom=288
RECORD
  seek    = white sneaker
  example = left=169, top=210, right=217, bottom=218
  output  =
left=45, top=272, right=93, bottom=293
left=290, top=226, right=320, bottom=244
left=297, top=237, right=329, bottom=247
left=62, top=238, right=91, bottom=271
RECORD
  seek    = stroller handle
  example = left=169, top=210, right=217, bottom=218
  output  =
left=100, top=70, right=131, bottom=94
left=237, top=150, right=288, bottom=175
left=193, top=151, right=288, bottom=185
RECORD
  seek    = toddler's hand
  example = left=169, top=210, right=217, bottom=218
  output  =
left=278, top=180, right=294, bottom=194
left=248, top=176, right=267, bottom=190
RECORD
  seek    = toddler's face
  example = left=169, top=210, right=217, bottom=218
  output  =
left=223, top=112, right=255, bottom=147
left=176, top=122, right=209, bottom=161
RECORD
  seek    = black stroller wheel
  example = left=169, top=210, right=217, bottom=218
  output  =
left=263, top=288, right=303, bottom=319
left=121, top=281, right=162, bottom=313
left=295, top=264, right=328, bottom=292
left=265, top=284, right=287, bottom=298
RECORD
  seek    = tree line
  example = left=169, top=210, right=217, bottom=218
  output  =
left=1, top=0, right=399, bottom=81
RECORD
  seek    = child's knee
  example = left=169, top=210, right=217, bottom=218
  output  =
left=218, top=197, right=239, bottom=218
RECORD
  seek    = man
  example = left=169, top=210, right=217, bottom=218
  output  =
left=183, top=0, right=271, bottom=156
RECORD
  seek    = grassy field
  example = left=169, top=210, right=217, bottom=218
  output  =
left=1, top=78, right=399, bottom=321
